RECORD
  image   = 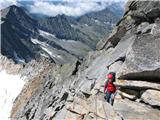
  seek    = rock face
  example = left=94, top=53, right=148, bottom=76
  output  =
left=1, top=0, right=160, bottom=120
left=1, top=5, right=37, bottom=63
left=118, top=21, right=160, bottom=80
left=97, top=0, right=160, bottom=81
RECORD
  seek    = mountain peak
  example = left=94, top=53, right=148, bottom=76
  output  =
left=8, top=5, right=19, bottom=9
left=2, top=5, right=21, bottom=13
left=1, top=5, right=25, bottom=19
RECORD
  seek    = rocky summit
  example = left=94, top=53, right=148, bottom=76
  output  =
left=0, top=0, right=160, bottom=120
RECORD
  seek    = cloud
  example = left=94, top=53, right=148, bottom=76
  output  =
left=29, top=0, right=126, bottom=17
left=29, top=1, right=103, bottom=16
left=0, top=0, right=126, bottom=16
left=0, top=0, right=17, bottom=9
left=62, top=0, right=126, bottom=3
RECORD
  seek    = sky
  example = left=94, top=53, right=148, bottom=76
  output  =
left=0, top=0, right=127, bottom=16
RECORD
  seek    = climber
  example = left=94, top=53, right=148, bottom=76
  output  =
left=104, top=72, right=117, bottom=106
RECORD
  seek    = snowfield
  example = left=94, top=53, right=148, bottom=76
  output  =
left=0, top=70, right=25, bottom=120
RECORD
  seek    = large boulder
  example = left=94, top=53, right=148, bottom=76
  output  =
left=141, top=89, right=160, bottom=107
left=125, top=1, right=160, bottom=24
left=118, top=89, right=138, bottom=100
left=114, top=99, right=160, bottom=120
left=115, top=79, right=160, bottom=90
left=96, top=26, right=127, bottom=50
left=108, top=61, right=123, bottom=73
left=117, top=22, right=160, bottom=81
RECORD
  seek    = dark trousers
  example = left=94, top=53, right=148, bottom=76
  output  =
left=105, top=91, right=115, bottom=106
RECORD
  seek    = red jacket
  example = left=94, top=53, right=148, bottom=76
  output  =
left=104, top=81, right=116, bottom=93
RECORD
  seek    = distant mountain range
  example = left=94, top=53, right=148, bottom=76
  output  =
left=1, top=4, right=123, bottom=64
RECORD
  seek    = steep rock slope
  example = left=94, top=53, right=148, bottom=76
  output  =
left=1, top=5, right=38, bottom=63
left=9, top=1, right=160, bottom=120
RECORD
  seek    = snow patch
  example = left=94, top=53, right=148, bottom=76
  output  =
left=0, top=70, right=25, bottom=120
left=1, top=21, right=5, bottom=24
left=40, top=53, right=49, bottom=58
left=41, top=47, right=62, bottom=58
left=70, top=24, right=75, bottom=27
left=94, top=19, right=99, bottom=23
left=13, top=52, right=25, bottom=64
left=31, top=38, right=62, bottom=59
left=84, top=24, right=88, bottom=26
left=31, top=38, right=47, bottom=47
left=39, top=30, right=56, bottom=38
left=104, top=22, right=110, bottom=24
left=111, top=23, right=115, bottom=27
left=31, top=38, right=42, bottom=45
left=41, top=47, right=53, bottom=56
left=61, top=39, right=76, bottom=43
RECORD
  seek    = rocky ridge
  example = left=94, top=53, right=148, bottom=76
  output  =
left=1, top=0, right=160, bottom=120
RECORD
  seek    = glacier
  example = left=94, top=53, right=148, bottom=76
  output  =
left=0, top=70, right=25, bottom=120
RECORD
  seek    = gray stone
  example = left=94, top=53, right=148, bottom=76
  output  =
left=66, top=95, right=74, bottom=102
left=125, top=1, right=160, bottom=24
left=151, top=18, right=160, bottom=36
left=105, top=33, right=136, bottom=67
left=141, top=89, right=160, bottom=107
left=117, top=31, right=160, bottom=80
left=136, top=22, right=153, bottom=34
left=96, top=26, right=126, bottom=50
left=108, top=61, right=123, bottom=73
left=114, top=99, right=160, bottom=120
left=118, top=90, right=137, bottom=100
left=136, top=21, right=160, bottom=36
left=115, top=80, right=160, bottom=90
